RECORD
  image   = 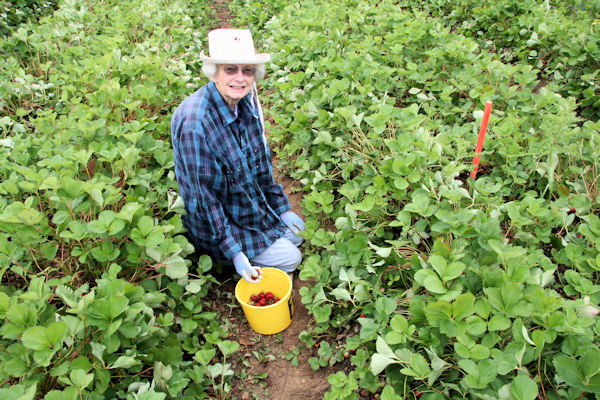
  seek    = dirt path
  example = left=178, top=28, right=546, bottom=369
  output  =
left=206, top=2, right=339, bottom=399
left=211, top=0, right=232, bottom=28
left=224, top=276, right=335, bottom=400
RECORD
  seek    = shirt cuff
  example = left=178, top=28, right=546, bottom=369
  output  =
left=219, top=236, right=242, bottom=261
left=271, top=195, right=291, bottom=216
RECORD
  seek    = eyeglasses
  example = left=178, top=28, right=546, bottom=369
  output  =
left=222, top=65, right=255, bottom=78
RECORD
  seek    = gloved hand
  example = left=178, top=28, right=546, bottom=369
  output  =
left=280, top=210, right=305, bottom=234
left=233, top=251, right=262, bottom=283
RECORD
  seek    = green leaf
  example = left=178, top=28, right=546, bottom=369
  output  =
left=69, top=369, right=93, bottom=390
left=389, top=314, right=409, bottom=332
left=44, top=387, right=78, bottom=400
left=85, top=296, right=127, bottom=330
left=206, top=362, right=233, bottom=378
left=429, top=255, right=447, bottom=278
left=423, top=275, right=447, bottom=294
left=90, top=342, right=105, bottom=364
left=408, top=353, right=431, bottom=379
left=314, top=304, right=332, bottom=324
left=582, top=352, right=600, bottom=381
left=358, top=318, right=381, bottom=340
left=375, top=296, right=397, bottom=316
left=330, top=287, right=352, bottom=302
left=452, top=293, right=475, bottom=320
left=137, top=216, right=155, bottom=236
left=109, top=296, right=129, bottom=319
left=185, top=280, right=202, bottom=294
left=17, top=383, right=37, bottom=400
left=470, top=345, right=490, bottom=360
left=108, top=356, right=139, bottom=369
left=510, top=374, right=538, bottom=400
left=164, top=256, right=188, bottom=279
left=0, top=292, right=10, bottom=318
left=371, top=353, right=397, bottom=375
left=364, top=111, right=391, bottom=134
left=117, top=202, right=142, bottom=223
left=444, top=262, right=465, bottom=282
left=118, top=321, right=139, bottom=338
left=194, top=348, right=216, bottom=365
left=89, top=188, right=103, bottom=207
left=459, top=359, right=497, bottom=389
left=404, top=195, right=432, bottom=215
left=217, top=340, right=240, bottom=357
left=380, top=385, right=399, bottom=400
left=488, top=315, right=512, bottom=331
left=135, top=391, right=166, bottom=400
left=22, top=322, right=68, bottom=351
left=145, top=230, right=165, bottom=247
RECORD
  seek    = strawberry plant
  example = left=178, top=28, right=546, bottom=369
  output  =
left=3, top=0, right=600, bottom=398
left=0, top=0, right=259, bottom=398
left=233, top=0, right=600, bottom=397
left=0, top=0, right=58, bottom=38
left=402, top=0, right=600, bottom=120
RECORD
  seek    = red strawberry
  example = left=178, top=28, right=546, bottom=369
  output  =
left=274, top=297, right=280, bottom=303
left=266, top=292, right=274, bottom=300
left=250, top=295, right=258, bottom=302
left=259, top=292, right=265, bottom=298
left=360, top=314, right=366, bottom=318
left=259, top=298, right=266, bottom=306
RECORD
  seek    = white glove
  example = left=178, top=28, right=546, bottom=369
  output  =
left=280, top=210, right=305, bottom=234
left=233, top=252, right=262, bottom=283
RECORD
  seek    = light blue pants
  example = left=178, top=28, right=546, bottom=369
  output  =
left=250, top=229, right=304, bottom=273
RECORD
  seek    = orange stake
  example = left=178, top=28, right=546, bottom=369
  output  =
left=470, top=101, right=493, bottom=180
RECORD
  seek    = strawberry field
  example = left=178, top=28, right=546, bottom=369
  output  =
left=1, top=0, right=600, bottom=399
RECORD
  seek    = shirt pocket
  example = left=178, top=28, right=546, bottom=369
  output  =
left=250, top=143, right=269, bottom=171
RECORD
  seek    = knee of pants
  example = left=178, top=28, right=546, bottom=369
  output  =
left=279, top=246, right=303, bottom=273
left=285, top=229, right=304, bottom=247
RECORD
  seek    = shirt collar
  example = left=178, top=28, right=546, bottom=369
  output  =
left=208, top=82, right=256, bottom=126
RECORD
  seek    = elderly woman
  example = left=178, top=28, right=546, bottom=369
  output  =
left=171, top=29, right=304, bottom=283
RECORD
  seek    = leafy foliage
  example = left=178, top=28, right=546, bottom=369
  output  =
left=0, top=0, right=248, bottom=398
left=402, top=0, right=600, bottom=120
left=232, top=0, right=600, bottom=397
left=2, top=0, right=600, bottom=398
left=0, top=0, right=59, bottom=38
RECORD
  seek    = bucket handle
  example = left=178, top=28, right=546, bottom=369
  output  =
left=287, top=289, right=294, bottom=320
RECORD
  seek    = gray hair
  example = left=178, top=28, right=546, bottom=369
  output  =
left=202, top=62, right=266, bottom=82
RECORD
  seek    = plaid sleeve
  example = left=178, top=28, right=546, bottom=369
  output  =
left=172, top=110, right=242, bottom=261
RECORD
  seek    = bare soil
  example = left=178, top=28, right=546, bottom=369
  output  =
left=215, top=160, right=340, bottom=400
left=211, top=0, right=232, bottom=28
left=219, top=277, right=339, bottom=400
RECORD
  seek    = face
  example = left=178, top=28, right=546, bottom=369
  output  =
left=212, top=64, right=255, bottom=109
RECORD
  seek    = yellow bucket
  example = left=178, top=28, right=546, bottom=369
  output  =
left=235, top=267, right=294, bottom=335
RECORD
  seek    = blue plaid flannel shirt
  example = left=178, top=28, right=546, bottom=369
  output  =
left=171, top=82, right=290, bottom=264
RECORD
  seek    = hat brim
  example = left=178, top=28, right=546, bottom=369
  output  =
left=200, top=51, right=271, bottom=64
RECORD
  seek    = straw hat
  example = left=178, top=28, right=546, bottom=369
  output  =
left=200, top=29, right=271, bottom=64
